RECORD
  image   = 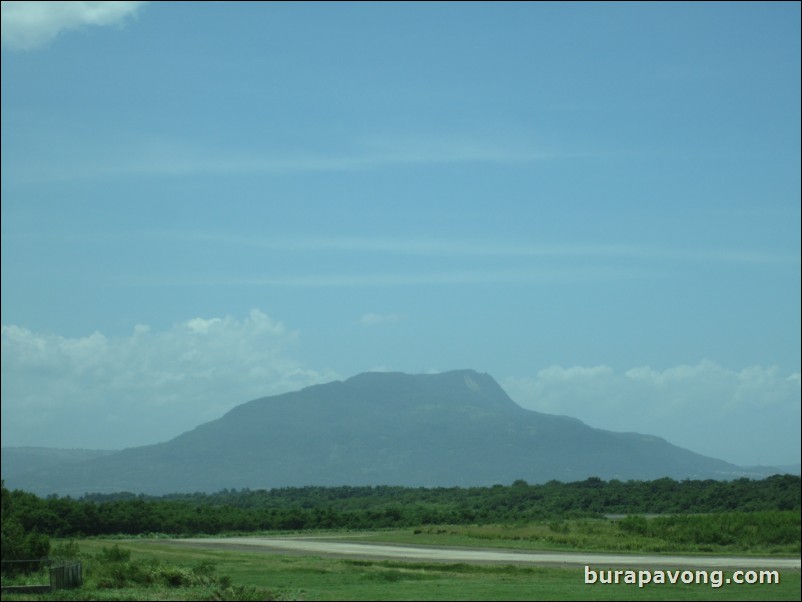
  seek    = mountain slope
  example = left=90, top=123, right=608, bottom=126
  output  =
left=0, top=447, right=117, bottom=482
left=4, top=370, right=752, bottom=496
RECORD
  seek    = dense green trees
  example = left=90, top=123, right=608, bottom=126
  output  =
left=0, top=475, right=798, bottom=539
left=1, top=481, right=50, bottom=573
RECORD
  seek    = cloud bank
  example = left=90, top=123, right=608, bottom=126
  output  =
left=3, top=311, right=798, bottom=468
left=503, top=361, right=801, bottom=467
left=1, top=1, right=146, bottom=51
left=1, top=310, right=337, bottom=449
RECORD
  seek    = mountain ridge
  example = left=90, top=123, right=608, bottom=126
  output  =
left=1, top=369, right=777, bottom=496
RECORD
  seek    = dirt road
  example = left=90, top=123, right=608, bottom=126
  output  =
left=166, top=537, right=801, bottom=569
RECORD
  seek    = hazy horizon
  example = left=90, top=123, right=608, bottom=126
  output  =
left=2, top=2, right=800, bottom=467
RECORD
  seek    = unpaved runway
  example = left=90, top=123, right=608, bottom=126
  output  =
left=166, top=537, right=801, bottom=570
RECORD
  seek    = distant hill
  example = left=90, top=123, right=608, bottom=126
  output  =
left=1, top=447, right=117, bottom=483
left=2, top=370, right=777, bottom=496
left=739, top=464, right=801, bottom=477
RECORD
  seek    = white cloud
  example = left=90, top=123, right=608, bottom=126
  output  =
left=535, top=364, right=614, bottom=382
left=1, top=309, right=338, bottom=449
left=359, top=313, right=403, bottom=327
left=503, top=361, right=801, bottom=467
left=1, top=1, right=146, bottom=51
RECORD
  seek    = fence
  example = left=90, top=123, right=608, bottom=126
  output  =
left=0, top=559, right=83, bottom=593
left=50, top=561, right=83, bottom=589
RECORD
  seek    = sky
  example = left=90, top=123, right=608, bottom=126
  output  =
left=1, top=1, right=800, bottom=469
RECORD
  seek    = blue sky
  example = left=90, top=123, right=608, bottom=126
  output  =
left=2, top=1, right=800, bottom=468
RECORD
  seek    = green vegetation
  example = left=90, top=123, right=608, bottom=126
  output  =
left=3, top=539, right=799, bottom=601
left=1, top=541, right=277, bottom=601
left=2, top=478, right=799, bottom=600
left=353, top=512, right=800, bottom=556
left=2, top=475, right=798, bottom=538
left=1, top=482, right=50, bottom=575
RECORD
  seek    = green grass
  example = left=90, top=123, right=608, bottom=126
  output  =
left=0, top=567, right=50, bottom=588
left=345, top=516, right=800, bottom=557
left=62, top=513, right=799, bottom=557
left=91, top=513, right=798, bottom=556
left=3, top=518, right=800, bottom=602
left=3, top=538, right=796, bottom=601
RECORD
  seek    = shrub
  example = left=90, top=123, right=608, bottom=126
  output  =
left=548, top=520, right=569, bottom=534
left=618, top=515, right=648, bottom=536
left=98, top=544, right=131, bottom=563
left=51, top=540, right=81, bottom=559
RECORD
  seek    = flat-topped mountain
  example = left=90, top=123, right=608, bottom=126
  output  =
left=3, top=370, right=756, bottom=496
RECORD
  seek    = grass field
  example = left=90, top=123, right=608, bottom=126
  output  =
left=348, top=517, right=800, bottom=556
left=3, top=537, right=799, bottom=601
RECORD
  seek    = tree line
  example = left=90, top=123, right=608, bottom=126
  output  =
left=1, top=475, right=798, bottom=540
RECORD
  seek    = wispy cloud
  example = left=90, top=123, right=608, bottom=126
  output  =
left=359, top=313, right=404, bottom=327
left=101, top=230, right=798, bottom=290
left=163, top=233, right=642, bottom=258
left=1, top=1, right=147, bottom=51
left=5, top=129, right=559, bottom=183
left=154, top=232, right=802, bottom=267
left=120, top=265, right=644, bottom=289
